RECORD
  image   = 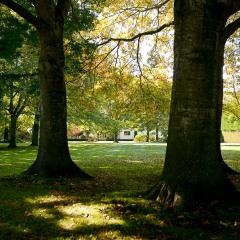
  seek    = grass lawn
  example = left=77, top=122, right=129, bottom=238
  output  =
left=0, top=142, right=239, bottom=240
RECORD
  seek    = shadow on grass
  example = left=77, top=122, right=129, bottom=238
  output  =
left=0, top=143, right=239, bottom=239
left=0, top=176, right=240, bottom=240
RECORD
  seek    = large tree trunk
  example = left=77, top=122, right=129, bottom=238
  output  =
left=31, top=104, right=40, bottom=146
left=149, top=1, right=236, bottom=209
left=25, top=6, right=90, bottom=178
left=8, top=115, right=17, bottom=148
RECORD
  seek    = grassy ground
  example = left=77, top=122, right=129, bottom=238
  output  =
left=0, top=142, right=239, bottom=240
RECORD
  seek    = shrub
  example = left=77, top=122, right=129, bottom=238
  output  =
left=134, top=134, right=146, bottom=142
left=149, top=135, right=155, bottom=142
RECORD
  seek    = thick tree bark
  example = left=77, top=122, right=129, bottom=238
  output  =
left=149, top=1, right=237, bottom=209
left=31, top=104, right=40, bottom=146
left=25, top=2, right=91, bottom=178
left=8, top=115, right=17, bottom=148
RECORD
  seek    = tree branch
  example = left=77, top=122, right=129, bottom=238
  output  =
left=102, top=0, right=170, bottom=21
left=136, top=36, right=144, bottom=78
left=16, top=97, right=28, bottom=117
left=223, top=106, right=240, bottom=121
left=121, top=0, right=170, bottom=13
left=222, top=17, right=240, bottom=42
left=92, top=42, right=120, bottom=70
left=13, top=94, right=23, bottom=116
left=0, top=0, right=40, bottom=28
left=97, top=21, right=174, bottom=46
left=114, top=42, right=120, bottom=67
left=0, top=72, right=38, bottom=79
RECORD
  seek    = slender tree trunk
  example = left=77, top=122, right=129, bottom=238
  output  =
left=31, top=104, right=40, bottom=146
left=146, top=127, right=150, bottom=142
left=8, top=115, right=17, bottom=148
left=148, top=1, right=236, bottom=209
left=113, top=131, right=119, bottom=143
left=25, top=9, right=90, bottom=178
left=155, top=125, right=159, bottom=142
left=3, top=127, right=9, bottom=143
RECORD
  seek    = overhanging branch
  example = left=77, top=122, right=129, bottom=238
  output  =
left=0, top=0, right=40, bottom=28
left=92, top=42, right=120, bottom=70
left=97, top=21, right=174, bottom=46
left=222, top=17, right=240, bottom=42
left=0, top=72, right=38, bottom=79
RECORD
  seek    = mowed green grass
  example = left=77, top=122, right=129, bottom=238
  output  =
left=0, top=142, right=239, bottom=240
left=0, top=142, right=166, bottom=191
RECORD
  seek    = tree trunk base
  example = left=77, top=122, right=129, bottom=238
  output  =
left=8, top=144, right=17, bottom=148
left=23, top=158, right=92, bottom=179
left=146, top=178, right=239, bottom=211
left=146, top=182, right=188, bottom=210
left=30, top=143, right=38, bottom=147
left=221, top=160, right=239, bottom=175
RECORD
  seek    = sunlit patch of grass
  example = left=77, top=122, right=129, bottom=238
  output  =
left=57, top=203, right=125, bottom=230
left=0, top=142, right=239, bottom=239
left=25, top=195, right=67, bottom=205
left=32, top=208, right=55, bottom=219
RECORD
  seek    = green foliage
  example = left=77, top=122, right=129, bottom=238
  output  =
left=221, top=113, right=240, bottom=131
left=134, top=134, right=155, bottom=142
left=223, top=29, right=240, bottom=130
left=0, top=6, right=38, bottom=61
left=0, top=78, right=5, bottom=110
left=0, top=7, right=27, bottom=60
left=0, top=5, right=39, bottom=141
left=134, top=134, right=146, bottom=142
left=65, top=6, right=95, bottom=34
left=65, top=40, right=96, bottom=74
left=64, top=0, right=106, bottom=75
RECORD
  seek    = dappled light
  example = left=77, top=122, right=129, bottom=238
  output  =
left=0, top=143, right=239, bottom=239
left=0, top=177, right=239, bottom=239
left=124, top=160, right=144, bottom=164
